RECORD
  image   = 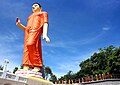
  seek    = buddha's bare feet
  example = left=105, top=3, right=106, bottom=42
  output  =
left=32, top=67, right=40, bottom=72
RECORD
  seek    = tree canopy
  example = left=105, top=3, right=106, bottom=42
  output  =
left=58, top=45, right=120, bottom=81
left=44, top=66, right=52, bottom=80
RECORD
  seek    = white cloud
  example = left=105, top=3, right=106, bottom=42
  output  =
left=0, top=30, right=21, bottom=43
left=102, top=27, right=110, bottom=31
left=43, top=31, right=104, bottom=49
left=42, top=41, right=67, bottom=48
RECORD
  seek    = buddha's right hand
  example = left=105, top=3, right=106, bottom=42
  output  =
left=16, top=17, right=20, bottom=26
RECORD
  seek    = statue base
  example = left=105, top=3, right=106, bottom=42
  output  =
left=15, top=69, right=43, bottom=78
left=15, top=70, right=53, bottom=85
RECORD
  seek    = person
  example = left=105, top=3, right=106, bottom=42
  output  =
left=16, top=3, right=50, bottom=72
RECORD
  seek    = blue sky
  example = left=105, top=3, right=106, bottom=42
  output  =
left=0, top=0, right=120, bottom=78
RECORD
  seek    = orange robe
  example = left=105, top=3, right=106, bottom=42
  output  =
left=22, top=12, right=48, bottom=68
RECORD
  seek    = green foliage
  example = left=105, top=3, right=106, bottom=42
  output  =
left=78, top=45, right=120, bottom=77
left=58, top=70, right=77, bottom=82
left=45, top=66, right=52, bottom=74
left=44, top=66, right=52, bottom=80
left=49, top=74, right=57, bottom=83
left=44, top=66, right=57, bottom=83
left=58, top=45, right=120, bottom=80
left=13, top=67, right=18, bottom=74
left=0, top=65, right=3, bottom=70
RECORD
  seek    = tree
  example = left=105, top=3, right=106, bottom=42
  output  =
left=78, top=45, right=120, bottom=77
left=0, top=65, right=3, bottom=70
left=49, top=74, right=57, bottom=83
left=44, top=66, right=52, bottom=80
left=65, top=71, right=73, bottom=79
left=13, top=67, right=18, bottom=74
left=59, top=45, right=120, bottom=80
left=58, top=70, right=76, bottom=82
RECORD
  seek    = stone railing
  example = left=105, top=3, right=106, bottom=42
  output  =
left=0, top=70, right=53, bottom=85
left=0, top=70, right=27, bottom=85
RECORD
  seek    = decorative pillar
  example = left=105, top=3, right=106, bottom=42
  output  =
left=82, top=78, right=84, bottom=83
left=2, top=59, right=9, bottom=78
left=95, top=74, right=98, bottom=81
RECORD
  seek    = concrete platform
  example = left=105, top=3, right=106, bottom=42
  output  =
left=81, top=79, right=120, bottom=85
left=0, top=77, right=26, bottom=85
left=27, top=77, right=53, bottom=85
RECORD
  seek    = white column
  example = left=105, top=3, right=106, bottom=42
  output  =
left=2, top=59, right=9, bottom=78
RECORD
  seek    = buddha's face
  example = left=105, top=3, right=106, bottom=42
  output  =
left=32, top=4, right=42, bottom=13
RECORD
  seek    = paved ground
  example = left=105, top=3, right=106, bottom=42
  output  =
left=81, top=79, right=120, bottom=85
left=0, top=75, right=120, bottom=85
left=0, top=78, right=25, bottom=85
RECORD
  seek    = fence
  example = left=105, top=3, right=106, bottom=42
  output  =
left=55, top=73, right=120, bottom=84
